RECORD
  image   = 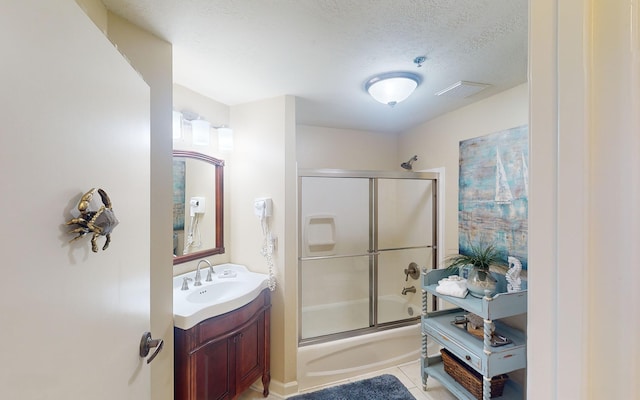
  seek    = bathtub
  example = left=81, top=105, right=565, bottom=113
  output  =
left=297, top=295, right=424, bottom=390
left=301, top=295, right=420, bottom=339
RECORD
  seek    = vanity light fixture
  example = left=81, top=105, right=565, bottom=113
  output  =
left=217, top=127, right=234, bottom=152
left=365, top=71, right=421, bottom=107
left=191, top=119, right=211, bottom=146
left=177, top=109, right=232, bottom=149
left=172, top=110, right=183, bottom=140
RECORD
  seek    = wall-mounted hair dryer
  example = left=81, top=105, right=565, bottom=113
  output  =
left=189, top=196, right=205, bottom=217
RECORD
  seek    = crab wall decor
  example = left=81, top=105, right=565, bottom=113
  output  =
left=66, top=188, right=119, bottom=252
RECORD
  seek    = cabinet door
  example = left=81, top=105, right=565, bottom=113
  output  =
left=194, top=339, right=232, bottom=400
left=234, top=314, right=265, bottom=393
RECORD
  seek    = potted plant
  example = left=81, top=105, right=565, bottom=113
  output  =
left=446, top=238, right=508, bottom=298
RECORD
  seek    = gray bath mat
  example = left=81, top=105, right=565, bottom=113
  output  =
left=288, top=374, right=416, bottom=400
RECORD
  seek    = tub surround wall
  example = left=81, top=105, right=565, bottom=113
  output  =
left=298, top=173, right=432, bottom=341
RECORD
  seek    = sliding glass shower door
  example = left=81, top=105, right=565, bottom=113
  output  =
left=376, top=178, right=435, bottom=324
left=298, top=170, right=438, bottom=343
left=299, top=176, right=371, bottom=339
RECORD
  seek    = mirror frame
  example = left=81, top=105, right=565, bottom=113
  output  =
left=173, top=150, right=225, bottom=264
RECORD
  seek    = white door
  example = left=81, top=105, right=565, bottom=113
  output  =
left=0, top=2, right=153, bottom=399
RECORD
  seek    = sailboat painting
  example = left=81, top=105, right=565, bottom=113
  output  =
left=458, top=125, right=529, bottom=269
left=495, top=150, right=514, bottom=204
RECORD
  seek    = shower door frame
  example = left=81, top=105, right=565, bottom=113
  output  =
left=297, top=169, right=439, bottom=345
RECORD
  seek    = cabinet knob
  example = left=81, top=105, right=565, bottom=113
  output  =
left=465, top=355, right=471, bottom=361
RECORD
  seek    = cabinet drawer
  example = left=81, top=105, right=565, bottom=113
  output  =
left=423, top=315, right=482, bottom=372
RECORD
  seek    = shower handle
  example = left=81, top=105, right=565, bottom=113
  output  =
left=404, top=262, right=420, bottom=280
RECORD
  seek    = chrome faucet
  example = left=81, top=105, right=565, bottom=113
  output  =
left=194, top=259, right=213, bottom=286
left=181, top=277, right=193, bottom=291
left=402, top=286, right=416, bottom=295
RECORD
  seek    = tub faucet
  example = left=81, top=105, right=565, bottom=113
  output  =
left=194, top=259, right=213, bottom=286
left=402, top=286, right=416, bottom=295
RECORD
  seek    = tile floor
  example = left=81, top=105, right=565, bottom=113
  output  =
left=237, top=359, right=457, bottom=400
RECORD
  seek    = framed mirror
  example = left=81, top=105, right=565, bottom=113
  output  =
left=173, top=150, right=224, bottom=264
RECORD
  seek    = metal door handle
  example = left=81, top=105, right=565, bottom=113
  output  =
left=139, top=331, right=164, bottom=364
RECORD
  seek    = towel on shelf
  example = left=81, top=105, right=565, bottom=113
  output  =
left=436, top=276, right=468, bottom=298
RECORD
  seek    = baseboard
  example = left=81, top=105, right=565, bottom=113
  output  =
left=250, top=377, right=299, bottom=398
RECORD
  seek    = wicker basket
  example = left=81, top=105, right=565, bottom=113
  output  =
left=440, top=348, right=508, bottom=399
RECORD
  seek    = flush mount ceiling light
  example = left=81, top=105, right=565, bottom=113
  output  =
left=365, top=72, right=421, bottom=107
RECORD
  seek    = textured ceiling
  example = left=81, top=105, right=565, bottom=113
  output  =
left=101, top=0, right=528, bottom=134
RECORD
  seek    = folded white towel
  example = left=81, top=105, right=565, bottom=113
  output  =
left=436, top=276, right=468, bottom=298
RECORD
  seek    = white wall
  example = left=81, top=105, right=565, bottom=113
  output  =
left=398, top=83, right=528, bottom=260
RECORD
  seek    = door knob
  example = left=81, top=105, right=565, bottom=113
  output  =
left=139, top=331, right=164, bottom=364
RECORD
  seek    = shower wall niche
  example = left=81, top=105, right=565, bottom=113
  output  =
left=298, top=169, right=439, bottom=343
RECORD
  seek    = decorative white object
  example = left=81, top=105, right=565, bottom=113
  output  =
left=506, top=256, right=522, bottom=293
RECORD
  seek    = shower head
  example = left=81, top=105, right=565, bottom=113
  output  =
left=401, top=155, right=418, bottom=170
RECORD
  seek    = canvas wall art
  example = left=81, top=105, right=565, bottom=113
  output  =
left=459, top=125, right=529, bottom=269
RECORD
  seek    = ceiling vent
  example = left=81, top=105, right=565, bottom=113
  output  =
left=435, top=81, right=490, bottom=98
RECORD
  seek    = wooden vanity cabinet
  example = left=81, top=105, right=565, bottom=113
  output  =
left=175, top=289, right=271, bottom=400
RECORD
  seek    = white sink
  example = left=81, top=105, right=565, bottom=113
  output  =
left=173, top=263, right=269, bottom=330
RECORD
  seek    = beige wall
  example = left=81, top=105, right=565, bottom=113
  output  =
left=229, top=96, right=299, bottom=396
left=75, top=0, right=108, bottom=32
left=588, top=1, right=639, bottom=397
left=530, top=0, right=640, bottom=399
left=398, top=83, right=528, bottom=260
left=297, top=125, right=398, bottom=170
left=172, top=84, right=232, bottom=274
